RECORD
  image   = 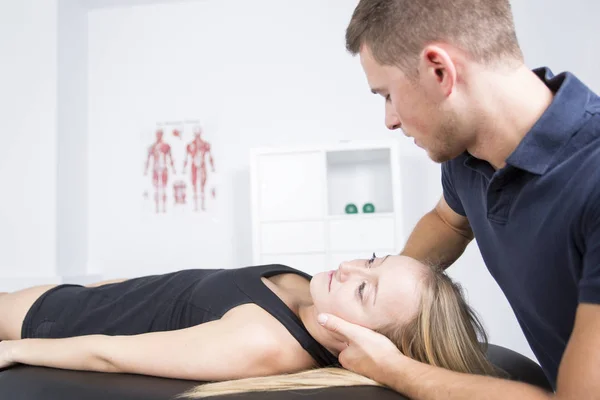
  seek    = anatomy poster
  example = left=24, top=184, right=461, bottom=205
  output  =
left=142, top=121, right=218, bottom=215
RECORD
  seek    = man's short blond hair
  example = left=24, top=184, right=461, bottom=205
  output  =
left=346, top=0, right=524, bottom=76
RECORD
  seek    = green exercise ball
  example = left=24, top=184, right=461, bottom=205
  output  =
left=362, top=203, right=375, bottom=213
left=345, top=203, right=358, bottom=214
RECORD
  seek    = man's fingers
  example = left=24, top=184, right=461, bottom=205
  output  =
left=318, top=313, right=360, bottom=342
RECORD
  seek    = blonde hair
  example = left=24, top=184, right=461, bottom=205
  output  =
left=377, top=263, right=498, bottom=376
left=345, top=0, right=524, bottom=77
left=179, top=263, right=501, bottom=398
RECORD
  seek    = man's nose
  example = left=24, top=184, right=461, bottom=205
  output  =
left=385, top=103, right=401, bottom=131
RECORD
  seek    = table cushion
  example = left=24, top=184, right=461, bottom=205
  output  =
left=0, top=344, right=550, bottom=399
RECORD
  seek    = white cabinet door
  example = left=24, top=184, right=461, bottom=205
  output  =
left=260, top=221, right=326, bottom=254
left=328, top=216, right=396, bottom=252
left=257, top=152, right=325, bottom=221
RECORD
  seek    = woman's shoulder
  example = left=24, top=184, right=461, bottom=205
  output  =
left=222, top=304, right=317, bottom=371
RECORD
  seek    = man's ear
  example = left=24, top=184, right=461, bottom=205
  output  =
left=419, top=45, right=457, bottom=98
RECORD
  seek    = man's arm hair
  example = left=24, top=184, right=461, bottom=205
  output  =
left=401, top=196, right=474, bottom=269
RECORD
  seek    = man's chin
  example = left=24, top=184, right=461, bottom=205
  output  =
left=426, top=149, right=454, bottom=163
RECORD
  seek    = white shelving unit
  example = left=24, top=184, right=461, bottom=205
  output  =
left=250, top=140, right=403, bottom=276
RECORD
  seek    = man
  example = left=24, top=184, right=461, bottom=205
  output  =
left=318, top=0, right=600, bottom=399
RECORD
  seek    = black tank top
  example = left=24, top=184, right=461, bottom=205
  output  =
left=171, top=264, right=338, bottom=367
left=23, top=264, right=339, bottom=368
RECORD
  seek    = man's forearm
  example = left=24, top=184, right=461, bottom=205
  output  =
left=9, top=336, right=112, bottom=372
left=385, top=355, right=552, bottom=400
left=401, top=209, right=472, bottom=269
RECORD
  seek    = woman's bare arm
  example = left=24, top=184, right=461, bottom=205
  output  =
left=7, top=335, right=116, bottom=372
left=6, top=305, right=300, bottom=381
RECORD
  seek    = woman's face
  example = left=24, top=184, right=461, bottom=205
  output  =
left=309, top=255, right=427, bottom=330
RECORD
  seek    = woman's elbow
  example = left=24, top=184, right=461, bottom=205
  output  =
left=90, top=356, right=120, bottom=373
left=89, top=335, right=126, bottom=373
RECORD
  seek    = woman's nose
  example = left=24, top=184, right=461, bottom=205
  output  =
left=336, top=261, right=364, bottom=282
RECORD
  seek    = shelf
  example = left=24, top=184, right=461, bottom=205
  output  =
left=325, top=212, right=394, bottom=220
left=251, top=141, right=403, bottom=268
left=326, top=148, right=394, bottom=216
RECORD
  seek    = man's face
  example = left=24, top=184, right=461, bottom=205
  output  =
left=359, top=46, right=464, bottom=163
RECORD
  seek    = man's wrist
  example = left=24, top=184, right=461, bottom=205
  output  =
left=377, top=351, right=411, bottom=388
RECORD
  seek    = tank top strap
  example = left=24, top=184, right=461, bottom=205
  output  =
left=234, top=264, right=339, bottom=367
left=254, top=263, right=312, bottom=280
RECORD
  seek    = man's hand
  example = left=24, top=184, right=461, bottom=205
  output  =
left=0, top=340, right=17, bottom=370
left=318, top=313, right=406, bottom=383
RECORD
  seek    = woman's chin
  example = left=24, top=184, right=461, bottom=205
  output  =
left=309, top=272, right=326, bottom=296
left=312, top=271, right=327, bottom=280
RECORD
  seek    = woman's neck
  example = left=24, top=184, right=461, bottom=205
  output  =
left=265, top=273, right=342, bottom=356
left=298, top=303, right=342, bottom=356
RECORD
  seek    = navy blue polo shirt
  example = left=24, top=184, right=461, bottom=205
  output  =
left=442, top=67, right=600, bottom=389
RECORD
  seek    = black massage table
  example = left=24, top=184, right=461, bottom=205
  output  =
left=0, top=344, right=551, bottom=399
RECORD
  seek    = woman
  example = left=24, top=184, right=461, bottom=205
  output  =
left=0, top=254, right=499, bottom=397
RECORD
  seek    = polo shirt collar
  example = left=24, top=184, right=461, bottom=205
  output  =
left=504, top=67, right=592, bottom=175
left=464, top=67, right=592, bottom=175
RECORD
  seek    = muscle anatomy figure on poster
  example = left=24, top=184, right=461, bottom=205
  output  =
left=143, top=121, right=217, bottom=214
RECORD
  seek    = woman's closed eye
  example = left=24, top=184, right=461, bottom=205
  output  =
left=357, top=281, right=367, bottom=301
left=358, top=253, right=377, bottom=301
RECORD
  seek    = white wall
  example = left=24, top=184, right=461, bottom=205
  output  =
left=511, top=0, right=600, bottom=92
left=0, top=0, right=60, bottom=290
left=57, top=0, right=91, bottom=279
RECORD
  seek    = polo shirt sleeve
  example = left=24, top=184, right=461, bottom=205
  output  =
left=579, top=188, right=600, bottom=304
left=441, top=162, right=467, bottom=216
